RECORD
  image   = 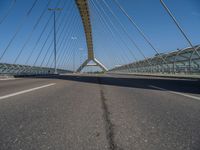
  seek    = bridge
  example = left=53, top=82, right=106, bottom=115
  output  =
left=0, top=0, right=200, bottom=149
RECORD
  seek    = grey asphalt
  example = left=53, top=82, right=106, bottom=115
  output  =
left=0, top=74, right=200, bottom=150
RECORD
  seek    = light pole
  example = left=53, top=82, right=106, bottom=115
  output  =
left=73, top=50, right=75, bottom=73
left=79, top=48, right=83, bottom=66
left=71, top=36, right=77, bottom=73
left=78, top=48, right=84, bottom=73
left=48, top=8, right=62, bottom=74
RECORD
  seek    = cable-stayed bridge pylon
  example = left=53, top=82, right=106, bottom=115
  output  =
left=75, top=0, right=108, bottom=72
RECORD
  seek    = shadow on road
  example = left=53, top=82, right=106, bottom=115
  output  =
left=15, top=74, right=200, bottom=95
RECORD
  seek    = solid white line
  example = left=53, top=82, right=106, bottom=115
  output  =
left=149, top=85, right=200, bottom=101
left=0, top=78, right=18, bottom=81
left=0, top=83, right=56, bottom=100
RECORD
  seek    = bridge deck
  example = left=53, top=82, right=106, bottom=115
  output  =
left=0, top=74, right=200, bottom=150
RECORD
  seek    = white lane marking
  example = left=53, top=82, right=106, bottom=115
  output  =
left=149, top=85, right=200, bottom=101
left=0, top=78, right=18, bottom=81
left=0, top=83, right=56, bottom=100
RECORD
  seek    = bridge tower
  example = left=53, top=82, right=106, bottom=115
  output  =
left=75, top=0, right=108, bottom=72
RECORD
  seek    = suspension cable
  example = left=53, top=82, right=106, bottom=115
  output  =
left=24, top=0, right=62, bottom=65
left=13, top=0, right=52, bottom=64
left=92, top=0, right=138, bottom=62
left=40, top=1, right=74, bottom=67
left=0, top=0, right=38, bottom=61
left=102, top=0, right=151, bottom=66
left=32, top=0, right=70, bottom=67
left=112, top=0, right=169, bottom=65
left=89, top=0, right=128, bottom=68
left=0, top=0, right=17, bottom=24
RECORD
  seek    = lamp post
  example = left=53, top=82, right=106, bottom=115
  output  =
left=79, top=48, right=83, bottom=67
left=48, top=8, right=62, bottom=74
left=71, top=36, right=77, bottom=73
left=73, top=50, right=75, bottom=73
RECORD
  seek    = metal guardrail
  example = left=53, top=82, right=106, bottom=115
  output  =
left=110, top=45, right=200, bottom=74
left=0, top=63, right=72, bottom=75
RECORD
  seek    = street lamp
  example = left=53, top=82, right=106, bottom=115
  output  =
left=71, top=36, right=77, bottom=73
left=79, top=48, right=83, bottom=67
left=48, top=8, right=62, bottom=74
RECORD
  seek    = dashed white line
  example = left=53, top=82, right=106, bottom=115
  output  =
left=149, top=85, right=200, bottom=101
left=0, top=83, right=56, bottom=100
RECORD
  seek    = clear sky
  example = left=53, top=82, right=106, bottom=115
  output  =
left=0, top=0, right=200, bottom=71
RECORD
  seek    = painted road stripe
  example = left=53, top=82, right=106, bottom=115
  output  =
left=0, top=83, right=56, bottom=100
left=149, top=85, right=200, bottom=101
left=0, top=78, right=18, bottom=81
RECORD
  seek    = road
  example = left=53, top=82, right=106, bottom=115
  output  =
left=0, top=74, right=200, bottom=150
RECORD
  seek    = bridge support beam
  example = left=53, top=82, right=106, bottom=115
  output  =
left=77, top=58, right=108, bottom=72
left=75, top=0, right=107, bottom=72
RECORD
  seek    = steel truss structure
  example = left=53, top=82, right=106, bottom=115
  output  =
left=110, top=45, right=200, bottom=74
left=0, top=63, right=71, bottom=75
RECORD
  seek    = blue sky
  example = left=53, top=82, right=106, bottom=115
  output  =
left=0, top=0, right=200, bottom=71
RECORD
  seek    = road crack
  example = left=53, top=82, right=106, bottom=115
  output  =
left=98, top=77, right=119, bottom=150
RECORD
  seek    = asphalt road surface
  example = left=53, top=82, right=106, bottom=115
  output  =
left=0, top=74, right=200, bottom=150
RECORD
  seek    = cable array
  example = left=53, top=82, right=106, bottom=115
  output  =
left=0, top=0, right=87, bottom=74
left=0, top=0, right=199, bottom=74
